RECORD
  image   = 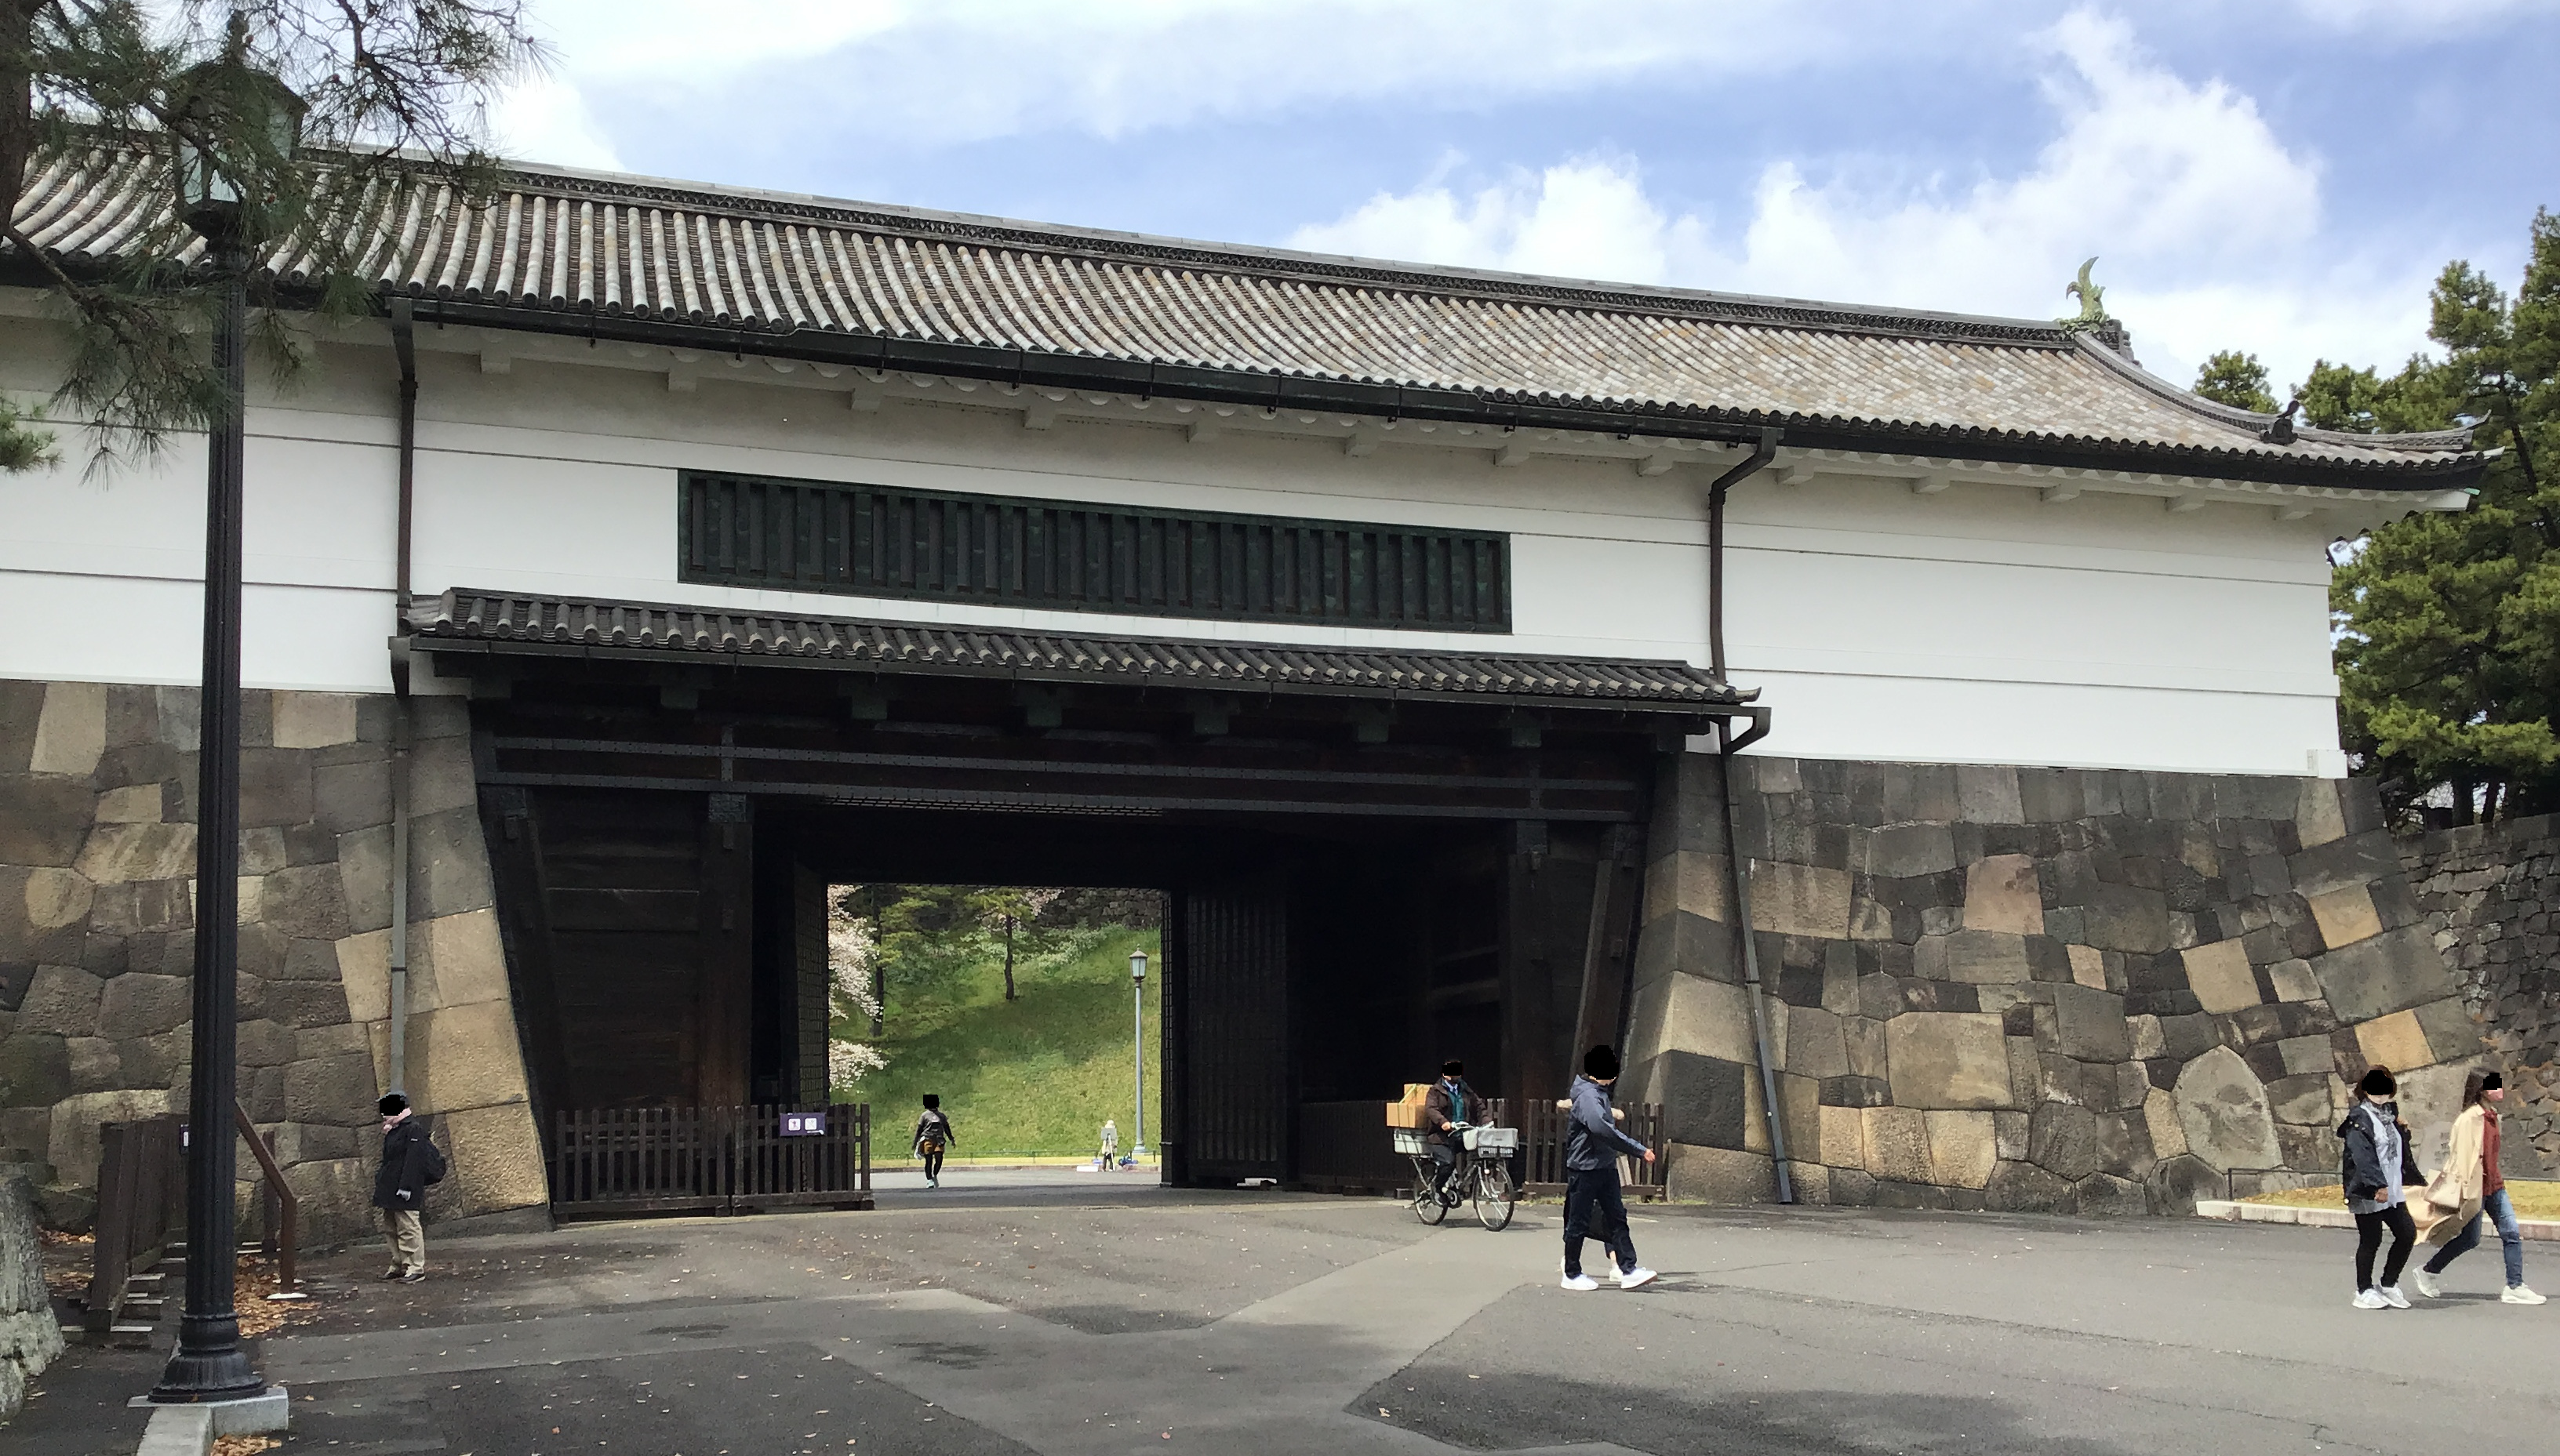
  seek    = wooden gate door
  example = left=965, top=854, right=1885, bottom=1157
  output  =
left=1180, top=873, right=1291, bottom=1184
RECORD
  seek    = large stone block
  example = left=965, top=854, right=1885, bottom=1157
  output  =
left=336, top=929, right=390, bottom=1022
left=1984, top=1158, right=2073, bottom=1212
left=1884, top=1012, right=2010, bottom=1109
left=2288, top=832, right=2402, bottom=899
left=1864, top=822, right=1958, bottom=879
left=271, top=692, right=359, bottom=750
left=2081, top=884, right=2171, bottom=955
left=1963, top=855, right=2044, bottom=936
left=312, top=758, right=391, bottom=836
left=439, top=1101, right=548, bottom=1214
left=2173, top=1045, right=2282, bottom=1173
left=237, top=749, right=314, bottom=830
left=2295, top=778, right=2348, bottom=849
left=1783, top=1004, right=1849, bottom=1080
left=1956, top=765, right=2023, bottom=824
left=259, top=862, right=350, bottom=942
left=1860, top=1106, right=1932, bottom=1184
left=29, top=682, right=106, bottom=778
left=72, top=822, right=195, bottom=886
left=404, top=1000, right=530, bottom=1113
left=96, top=973, right=191, bottom=1039
left=1916, top=930, right=2031, bottom=985
left=1817, top=1104, right=1864, bottom=1167
left=13, top=966, right=101, bottom=1037
left=2264, top=1073, right=2332, bottom=1126
left=284, top=1051, right=382, bottom=1127
left=1925, top=1109, right=1997, bottom=1189
left=281, top=1155, right=376, bottom=1242
left=0, top=869, right=89, bottom=968
left=1649, top=1050, right=1749, bottom=1151
left=2075, top=1172, right=2148, bottom=1218
left=2304, top=885, right=2381, bottom=950
left=2094, top=1107, right=2157, bottom=1179
left=2413, top=997, right=2481, bottom=1065
left=45, top=1088, right=172, bottom=1185
left=0, top=1033, right=71, bottom=1109
left=2352, top=1010, right=2431, bottom=1075
left=2050, top=983, right=2133, bottom=1062
left=2181, top=939, right=2260, bottom=1015
left=1627, top=970, right=1757, bottom=1067
left=2311, top=924, right=2453, bottom=1024
left=409, top=734, right=482, bottom=819
left=2029, top=1102, right=2099, bottom=1180
left=1748, top=861, right=1851, bottom=939
left=0, top=775, right=97, bottom=868
left=410, top=807, right=496, bottom=919
left=2144, top=1087, right=2188, bottom=1160
left=1665, top=1143, right=1776, bottom=1204
left=1644, top=849, right=1734, bottom=927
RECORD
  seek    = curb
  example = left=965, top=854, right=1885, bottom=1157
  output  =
left=2195, top=1201, right=2560, bottom=1240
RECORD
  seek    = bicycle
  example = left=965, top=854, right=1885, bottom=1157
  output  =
left=1392, top=1121, right=1518, bottom=1231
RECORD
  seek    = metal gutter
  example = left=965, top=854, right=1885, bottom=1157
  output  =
left=386, top=298, right=417, bottom=1098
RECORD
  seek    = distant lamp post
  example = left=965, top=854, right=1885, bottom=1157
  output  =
left=1129, top=949, right=1148, bottom=1162
left=152, top=30, right=305, bottom=1410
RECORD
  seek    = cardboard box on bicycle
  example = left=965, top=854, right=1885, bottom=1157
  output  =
left=1384, top=1084, right=1434, bottom=1128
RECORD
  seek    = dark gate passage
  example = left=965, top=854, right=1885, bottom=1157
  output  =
left=420, top=589, right=1746, bottom=1199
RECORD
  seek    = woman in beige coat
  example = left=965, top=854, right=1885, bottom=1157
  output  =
left=2412, top=1071, right=2544, bottom=1305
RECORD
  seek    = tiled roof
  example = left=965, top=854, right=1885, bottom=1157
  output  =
left=7, top=147, right=2478, bottom=485
left=405, top=590, right=1747, bottom=709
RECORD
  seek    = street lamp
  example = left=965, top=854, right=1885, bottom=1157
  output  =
left=153, top=29, right=304, bottom=1410
left=1129, top=949, right=1148, bottom=1163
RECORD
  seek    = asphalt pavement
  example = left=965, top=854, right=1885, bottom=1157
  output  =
left=16, top=1168, right=2557, bottom=1455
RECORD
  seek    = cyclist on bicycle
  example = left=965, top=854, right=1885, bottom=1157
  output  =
left=1423, top=1058, right=1481, bottom=1205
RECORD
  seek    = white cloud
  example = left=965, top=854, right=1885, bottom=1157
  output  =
left=1285, top=9, right=2438, bottom=392
left=491, top=74, right=626, bottom=172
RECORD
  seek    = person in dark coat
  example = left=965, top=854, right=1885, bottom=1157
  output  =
left=374, top=1091, right=433, bottom=1283
left=2339, top=1066, right=2424, bottom=1309
left=1421, top=1059, right=1481, bottom=1205
left=1562, top=1045, right=1656, bottom=1291
left=911, top=1093, right=955, bottom=1189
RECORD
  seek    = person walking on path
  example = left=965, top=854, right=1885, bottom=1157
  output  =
left=2413, top=1070, right=2547, bottom=1305
left=374, top=1092, right=443, bottom=1284
left=2341, top=1066, right=2424, bottom=1309
left=1100, top=1118, right=1119, bottom=1170
left=1562, top=1046, right=1657, bottom=1292
left=1423, top=1059, right=1482, bottom=1206
left=912, top=1094, right=955, bottom=1189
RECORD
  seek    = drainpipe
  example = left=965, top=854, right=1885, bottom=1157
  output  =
left=387, top=298, right=418, bottom=1095
left=1701, top=429, right=1794, bottom=1202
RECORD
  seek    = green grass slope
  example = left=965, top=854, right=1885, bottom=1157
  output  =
left=842, top=926, right=1162, bottom=1158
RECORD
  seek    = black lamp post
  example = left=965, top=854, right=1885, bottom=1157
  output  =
left=151, top=33, right=304, bottom=1407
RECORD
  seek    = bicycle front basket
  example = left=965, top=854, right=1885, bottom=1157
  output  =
left=1463, top=1126, right=1518, bottom=1153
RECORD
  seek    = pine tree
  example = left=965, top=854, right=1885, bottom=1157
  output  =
left=1, top=0, right=545, bottom=468
left=2191, top=350, right=2279, bottom=412
left=2315, top=211, right=2560, bottom=824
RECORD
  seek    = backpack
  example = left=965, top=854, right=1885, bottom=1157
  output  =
left=420, top=1135, right=449, bottom=1185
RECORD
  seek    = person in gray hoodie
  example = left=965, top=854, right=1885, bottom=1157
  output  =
left=1562, top=1045, right=1658, bottom=1291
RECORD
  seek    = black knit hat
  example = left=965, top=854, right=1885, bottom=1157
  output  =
left=1441, top=1059, right=1464, bottom=1077
left=1584, top=1045, right=1620, bottom=1080
left=377, top=1092, right=409, bottom=1117
left=2358, top=1066, right=2397, bottom=1098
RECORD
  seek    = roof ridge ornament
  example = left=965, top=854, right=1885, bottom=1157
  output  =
left=2058, top=257, right=2111, bottom=333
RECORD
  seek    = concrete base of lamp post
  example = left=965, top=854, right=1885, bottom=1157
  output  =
left=129, top=1385, right=291, bottom=1438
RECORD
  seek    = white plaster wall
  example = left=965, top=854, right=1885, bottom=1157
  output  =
left=0, top=319, right=2379, bottom=774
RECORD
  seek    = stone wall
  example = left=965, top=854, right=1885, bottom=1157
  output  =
left=0, top=1166, right=61, bottom=1419
left=1625, top=753, right=2491, bottom=1214
left=0, top=681, right=545, bottom=1240
left=2402, top=812, right=2560, bottom=1172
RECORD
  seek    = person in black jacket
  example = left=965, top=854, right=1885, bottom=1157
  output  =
left=911, top=1094, right=955, bottom=1189
left=1421, top=1060, right=1480, bottom=1206
left=2339, top=1066, right=2424, bottom=1309
left=375, top=1092, right=434, bottom=1283
left=1562, top=1045, right=1658, bottom=1291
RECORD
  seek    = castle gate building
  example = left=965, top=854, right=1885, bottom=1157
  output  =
left=0, top=151, right=2500, bottom=1229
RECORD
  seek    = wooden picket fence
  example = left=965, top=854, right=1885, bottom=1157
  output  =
left=546, top=1104, right=871, bottom=1218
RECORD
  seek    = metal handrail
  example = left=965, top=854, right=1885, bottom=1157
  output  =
left=233, top=1101, right=301, bottom=1299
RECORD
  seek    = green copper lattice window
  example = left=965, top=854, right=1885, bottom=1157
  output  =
left=678, top=471, right=1511, bottom=633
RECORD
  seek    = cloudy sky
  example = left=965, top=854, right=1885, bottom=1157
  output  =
left=490, top=0, right=2558, bottom=395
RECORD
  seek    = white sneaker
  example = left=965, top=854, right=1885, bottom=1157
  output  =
left=2504, top=1285, right=2547, bottom=1305
left=2352, top=1289, right=2391, bottom=1309
left=1561, top=1273, right=1600, bottom=1291
left=2379, top=1285, right=2412, bottom=1309
left=1616, top=1265, right=1659, bottom=1291
left=2413, top=1270, right=2442, bottom=1299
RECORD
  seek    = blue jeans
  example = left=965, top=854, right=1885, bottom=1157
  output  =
left=2424, top=1187, right=2526, bottom=1287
